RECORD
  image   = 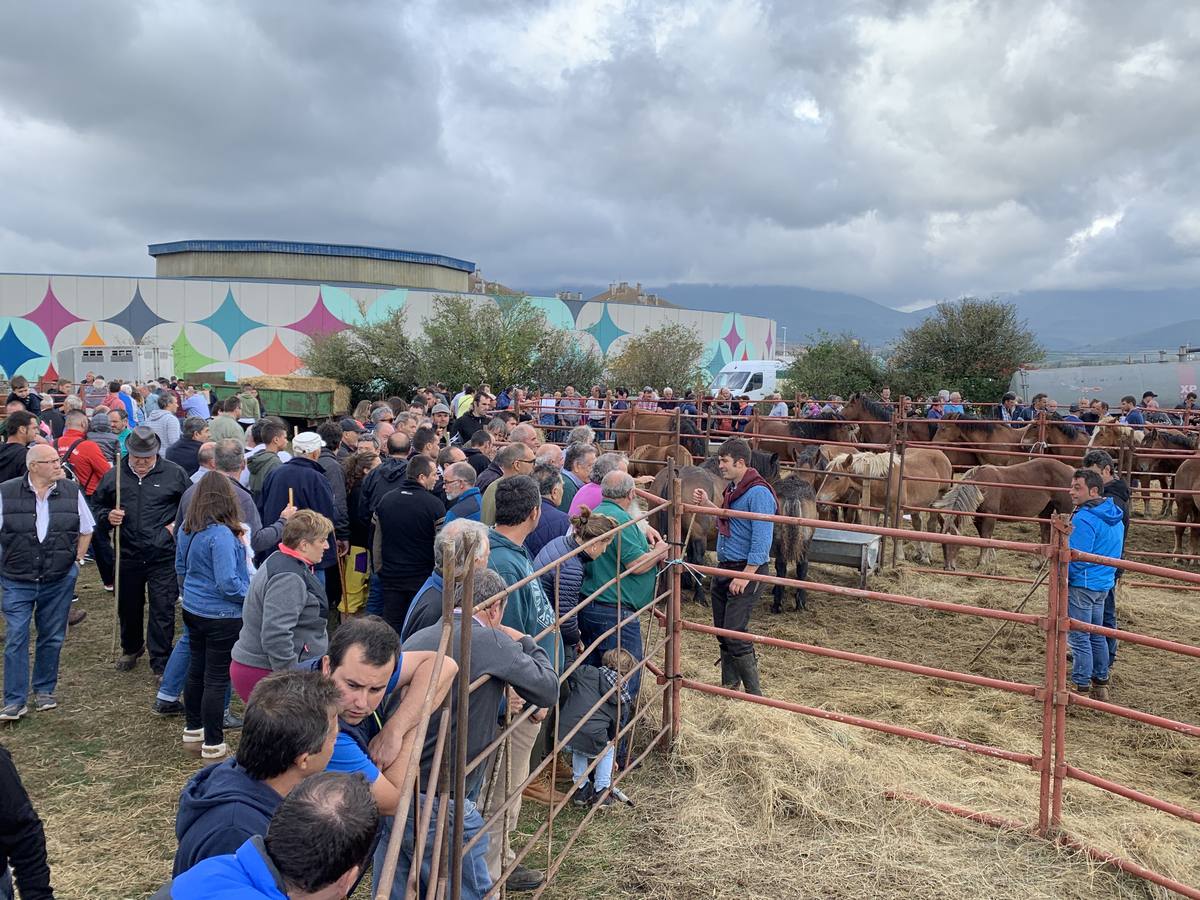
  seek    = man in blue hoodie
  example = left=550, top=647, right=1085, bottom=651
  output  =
left=153, top=771, right=378, bottom=900
left=172, top=671, right=340, bottom=876
left=1067, top=468, right=1125, bottom=702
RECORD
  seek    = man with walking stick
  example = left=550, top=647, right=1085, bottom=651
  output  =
left=93, top=426, right=190, bottom=675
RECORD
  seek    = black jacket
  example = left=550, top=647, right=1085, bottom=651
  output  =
left=0, top=441, right=28, bottom=483
left=259, top=458, right=341, bottom=570
left=373, top=478, right=444, bottom=587
left=1104, top=478, right=1132, bottom=575
left=164, top=437, right=203, bottom=476
left=92, top=457, right=191, bottom=560
left=463, top=446, right=491, bottom=476
left=475, top=461, right=504, bottom=495
left=39, top=409, right=65, bottom=441
left=558, top=665, right=622, bottom=757
left=358, top=456, right=409, bottom=522
left=0, top=746, right=52, bottom=900
left=452, top=413, right=487, bottom=445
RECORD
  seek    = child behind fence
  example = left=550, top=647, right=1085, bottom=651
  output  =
left=557, top=647, right=637, bottom=808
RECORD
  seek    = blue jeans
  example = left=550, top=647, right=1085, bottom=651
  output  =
left=1068, top=585, right=1110, bottom=688
left=573, top=746, right=615, bottom=790
left=2, top=569, right=78, bottom=707
left=157, top=627, right=231, bottom=711
left=1102, top=584, right=1118, bottom=663
left=577, top=601, right=643, bottom=698
left=373, top=798, right=491, bottom=900
left=367, top=574, right=384, bottom=617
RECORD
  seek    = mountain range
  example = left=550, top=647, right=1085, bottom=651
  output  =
left=532, top=283, right=1200, bottom=354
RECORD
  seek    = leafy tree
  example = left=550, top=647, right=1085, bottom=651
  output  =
left=603, top=323, right=706, bottom=392
left=300, top=306, right=421, bottom=405
left=420, top=295, right=602, bottom=390
left=890, top=297, right=1043, bottom=403
left=781, top=332, right=885, bottom=400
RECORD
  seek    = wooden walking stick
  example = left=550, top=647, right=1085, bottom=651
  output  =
left=111, top=461, right=122, bottom=656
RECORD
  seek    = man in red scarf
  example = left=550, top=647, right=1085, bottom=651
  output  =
left=691, top=438, right=776, bottom=695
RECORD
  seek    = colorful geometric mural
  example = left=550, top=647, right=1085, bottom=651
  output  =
left=0, top=274, right=775, bottom=381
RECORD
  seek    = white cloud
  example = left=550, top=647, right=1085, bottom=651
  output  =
left=0, top=0, right=1199, bottom=305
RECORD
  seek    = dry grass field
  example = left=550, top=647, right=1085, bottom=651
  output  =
left=1, top=509, right=1197, bottom=898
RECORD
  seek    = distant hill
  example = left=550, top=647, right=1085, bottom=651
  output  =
left=528, top=282, right=927, bottom=347
left=525, top=283, right=1200, bottom=354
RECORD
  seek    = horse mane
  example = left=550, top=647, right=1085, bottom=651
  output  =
left=848, top=393, right=891, bottom=422
left=941, top=413, right=996, bottom=434
left=1157, top=430, right=1196, bottom=450
left=849, top=451, right=899, bottom=478
left=789, top=409, right=844, bottom=438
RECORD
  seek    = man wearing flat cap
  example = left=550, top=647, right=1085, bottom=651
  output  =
left=258, top=432, right=345, bottom=589
left=93, top=426, right=191, bottom=674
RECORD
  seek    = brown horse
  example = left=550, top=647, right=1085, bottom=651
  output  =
left=843, top=393, right=938, bottom=445
left=931, top=458, right=1075, bottom=573
left=815, top=447, right=953, bottom=564
left=1019, top=419, right=1089, bottom=461
left=930, top=414, right=1031, bottom=467
left=648, top=463, right=726, bottom=605
left=614, top=408, right=706, bottom=455
left=744, top=410, right=855, bottom=463
left=1172, top=457, right=1200, bottom=562
left=1140, top=428, right=1196, bottom=519
left=628, top=443, right=693, bottom=478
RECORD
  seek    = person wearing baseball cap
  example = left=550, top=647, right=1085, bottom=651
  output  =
left=92, top=426, right=192, bottom=673
left=257, top=431, right=348, bottom=596
left=429, top=403, right=452, bottom=446
left=337, top=418, right=364, bottom=459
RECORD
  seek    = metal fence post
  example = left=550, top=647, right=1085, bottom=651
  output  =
left=666, top=469, right=684, bottom=745
left=1036, top=521, right=1060, bottom=837
left=1049, top=514, right=1072, bottom=830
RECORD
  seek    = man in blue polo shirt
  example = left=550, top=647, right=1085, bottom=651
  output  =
left=317, top=616, right=458, bottom=817
left=692, top=438, right=776, bottom=696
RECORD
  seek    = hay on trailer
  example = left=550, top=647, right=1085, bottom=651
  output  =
left=241, top=375, right=351, bottom=416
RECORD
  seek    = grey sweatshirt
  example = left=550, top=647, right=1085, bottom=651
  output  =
left=231, top=550, right=329, bottom=671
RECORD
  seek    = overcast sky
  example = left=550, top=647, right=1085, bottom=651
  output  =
left=1, top=0, right=1196, bottom=307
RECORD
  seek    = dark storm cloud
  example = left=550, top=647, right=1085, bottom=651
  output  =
left=1, top=0, right=1198, bottom=303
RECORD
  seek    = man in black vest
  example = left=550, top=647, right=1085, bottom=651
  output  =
left=0, top=442, right=95, bottom=721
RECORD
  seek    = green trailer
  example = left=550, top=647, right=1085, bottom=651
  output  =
left=206, top=377, right=349, bottom=427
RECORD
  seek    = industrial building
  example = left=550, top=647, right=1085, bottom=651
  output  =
left=0, top=240, right=776, bottom=383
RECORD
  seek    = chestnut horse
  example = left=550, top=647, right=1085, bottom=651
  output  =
left=815, top=447, right=953, bottom=564
left=842, top=393, right=937, bottom=445
left=614, top=408, right=707, bottom=457
left=931, top=458, right=1074, bottom=573
left=744, top=410, right=855, bottom=463
left=628, top=443, right=693, bottom=479
left=1172, top=457, right=1200, bottom=562
left=930, top=414, right=1031, bottom=467
left=1019, top=419, right=1089, bottom=461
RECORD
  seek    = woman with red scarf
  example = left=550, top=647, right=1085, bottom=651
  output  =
left=691, top=438, right=776, bottom=695
left=229, top=510, right=334, bottom=702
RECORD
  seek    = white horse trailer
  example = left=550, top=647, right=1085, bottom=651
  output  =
left=56, top=345, right=174, bottom=385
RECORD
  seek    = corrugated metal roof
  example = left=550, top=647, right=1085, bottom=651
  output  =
left=146, top=240, right=476, bottom=273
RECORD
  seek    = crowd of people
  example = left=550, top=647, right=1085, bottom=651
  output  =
left=0, top=372, right=786, bottom=899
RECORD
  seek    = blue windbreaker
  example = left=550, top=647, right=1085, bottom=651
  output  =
left=1068, top=498, right=1125, bottom=590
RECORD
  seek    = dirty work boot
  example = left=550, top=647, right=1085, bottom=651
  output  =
left=720, top=651, right=741, bottom=690
left=731, top=653, right=763, bottom=696
left=1090, top=679, right=1110, bottom=702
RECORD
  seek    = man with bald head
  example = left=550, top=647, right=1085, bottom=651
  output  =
left=508, top=422, right=540, bottom=450
left=189, top=441, right=218, bottom=484
left=0, top=443, right=96, bottom=720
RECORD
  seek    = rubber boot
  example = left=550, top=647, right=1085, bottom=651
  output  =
left=720, top=651, right=741, bottom=690
left=732, top=653, right=763, bottom=696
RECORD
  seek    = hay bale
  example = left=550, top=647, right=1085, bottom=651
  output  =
left=241, top=375, right=351, bottom=416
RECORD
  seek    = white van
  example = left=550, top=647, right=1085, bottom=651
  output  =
left=709, top=360, right=785, bottom=401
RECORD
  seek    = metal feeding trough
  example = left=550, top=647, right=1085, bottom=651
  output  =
left=809, top=527, right=881, bottom=588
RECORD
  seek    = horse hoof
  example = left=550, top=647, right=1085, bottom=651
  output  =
left=770, top=604, right=783, bottom=615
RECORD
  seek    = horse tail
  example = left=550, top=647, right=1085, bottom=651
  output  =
left=775, top=478, right=816, bottom=563
left=931, top=481, right=984, bottom=514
